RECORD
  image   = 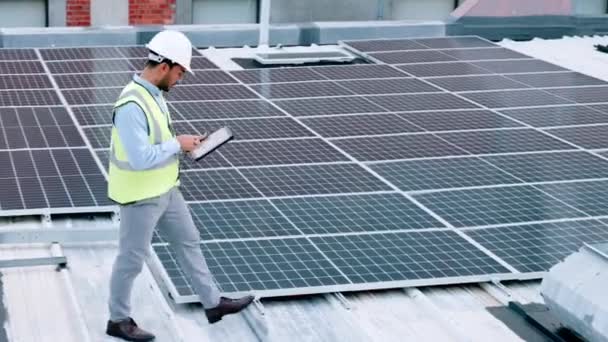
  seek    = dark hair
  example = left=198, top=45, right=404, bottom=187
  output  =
left=145, top=57, right=177, bottom=69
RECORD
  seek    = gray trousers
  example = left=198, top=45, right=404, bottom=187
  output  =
left=109, top=187, right=221, bottom=321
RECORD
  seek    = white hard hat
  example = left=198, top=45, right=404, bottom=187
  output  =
left=145, top=30, right=194, bottom=74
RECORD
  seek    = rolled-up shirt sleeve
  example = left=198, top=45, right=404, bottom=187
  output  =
left=113, top=103, right=181, bottom=171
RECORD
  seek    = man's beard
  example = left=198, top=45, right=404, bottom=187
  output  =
left=158, top=75, right=171, bottom=92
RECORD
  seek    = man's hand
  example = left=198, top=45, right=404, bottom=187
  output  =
left=177, top=134, right=206, bottom=152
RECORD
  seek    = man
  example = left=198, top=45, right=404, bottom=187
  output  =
left=105, top=30, right=254, bottom=342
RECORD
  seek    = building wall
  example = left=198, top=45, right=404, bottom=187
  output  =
left=66, top=0, right=90, bottom=26
left=129, top=0, right=175, bottom=25
left=0, top=0, right=46, bottom=27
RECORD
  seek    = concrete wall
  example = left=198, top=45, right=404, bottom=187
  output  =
left=192, top=0, right=257, bottom=24
left=0, top=0, right=46, bottom=27
left=270, top=0, right=380, bottom=23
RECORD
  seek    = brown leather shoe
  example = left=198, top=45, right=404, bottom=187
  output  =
left=205, top=295, right=255, bottom=324
left=106, top=317, right=155, bottom=341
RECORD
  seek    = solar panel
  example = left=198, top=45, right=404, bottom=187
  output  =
left=47, top=59, right=136, bottom=74
left=192, top=200, right=300, bottom=240
left=471, top=60, right=566, bottom=74
left=342, top=39, right=428, bottom=52
left=3, top=39, right=604, bottom=302
left=300, top=113, right=423, bottom=137
left=115, top=46, right=149, bottom=58
left=459, top=89, right=573, bottom=108
left=536, top=180, right=608, bottom=217
left=154, top=238, right=350, bottom=295
left=186, top=117, right=314, bottom=140
left=398, top=110, right=522, bottom=132
left=397, top=62, right=494, bottom=77
left=190, top=57, right=219, bottom=70
left=335, top=78, right=441, bottom=95
left=498, top=105, right=608, bottom=128
left=310, top=230, right=510, bottom=283
left=438, top=129, right=576, bottom=155
left=413, top=185, right=587, bottom=228
left=439, top=48, right=531, bottom=61
left=482, top=151, right=608, bottom=183
left=40, top=47, right=124, bottom=60
left=0, top=48, right=38, bottom=61
left=71, top=105, right=114, bottom=126
left=62, top=87, right=122, bottom=105
left=178, top=70, right=237, bottom=85
left=365, top=93, right=480, bottom=112
left=465, top=220, right=608, bottom=272
left=544, top=124, right=608, bottom=149
left=230, top=68, right=326, bottom=84
left=369, top=50, right=456, bottom=64
left=221, top=139, right=349, bottom=166
left=507, top=72, right=607, bottom=88
left=0, top=74, right=53, bottom=89
left=413, top=36, right=496, bottom=49
left=180, top=169, right=263, bottom=201
left=251, top=81, right=354, bottom=99
left=310, top=64, right=409, bottom=80
left=273, top=96, right=387, bottom=117
left=370, top=157, right=522, bottom=191
left=152, top=200, right=300, bottom=243
left=0, top=61, right=45, bottom=74
left=425, top=75, right=530, bottom=92
left=168, top=84, right=258, bottom=101
left=169, top=100, right=285, bottom=120
left=83, top=126, right=111, bottom=149
left=0, top=148, right=111, bottom=212
left=332, top=133, right=469, bottom=161
left=0, top=89, right=62, bottom=107
left=239, top=164, right=392, bottom=197
left=543, top=86, right=608, bottom=104
left=272, top=193, right=445, bottom=234
left=53, top=72, right=132, bottom=89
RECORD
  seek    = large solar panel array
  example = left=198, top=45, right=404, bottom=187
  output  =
left=4, top=36, right=608, bottom=303
left=148, top=36, right=608, bottom=303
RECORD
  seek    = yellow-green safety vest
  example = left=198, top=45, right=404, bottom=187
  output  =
left=107, top=81, right=179, bottom=204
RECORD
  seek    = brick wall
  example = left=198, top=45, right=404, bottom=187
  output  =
left=129, top=0, right=176, bottom=25
left=66, top=0, right=91, bottom=26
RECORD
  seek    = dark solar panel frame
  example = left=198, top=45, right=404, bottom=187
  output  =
left=0, top=74, right=53, bottom=89
left=185, top=117, right=314, bottom=141
left=273, top=96, right=387, bottom=117
left=251, top=81, right=355, bottom=99
left=0, top=61, right=46, bottom=75
left=0, top=48, right=38, bottom=61
left=439, top=48, right=531, bottom=61
left=240, top=163, right=392, bottom=197
left=438, top=128, right=577, bottom=155
left=47, top=59, right=136, bottom=74
left=0, top=89, right=62, bottom=106
left=369, top=50, right=456, bottom=64
left=398, top=110, right=523, bottom=132
left=397, top=62, right=494, bottom=78
left=544, top=124, right=608, bottom=149
left=459, top=89, right=574, bottom=109
left=498, top=105, right=608, bottom=128
left=310, top=64, right=410, bottom=80
left=170, top=100, right=286, bottom=120
left=332, top=133, right=470, bottom=161
left=413, top=185, right=588, bottom=228
left=365, top=93, right=480, bottom=112
left=220, top=139, right=350, bottom=167
left=335, top=78, right=441, bottom=95
left=425, top=75, right=531, bottom=92
left=300, top=113, right=424, bottom=137
left=230, top=68, right=327, bottom=84
left=370, top=157, right=522, bottom=192
left=168, top=84, right=258, bottom=101
left=465, top=220, right=608, bottom=273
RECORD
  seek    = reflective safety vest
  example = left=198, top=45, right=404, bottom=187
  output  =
left=107, top=81, right=179, bottom=204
